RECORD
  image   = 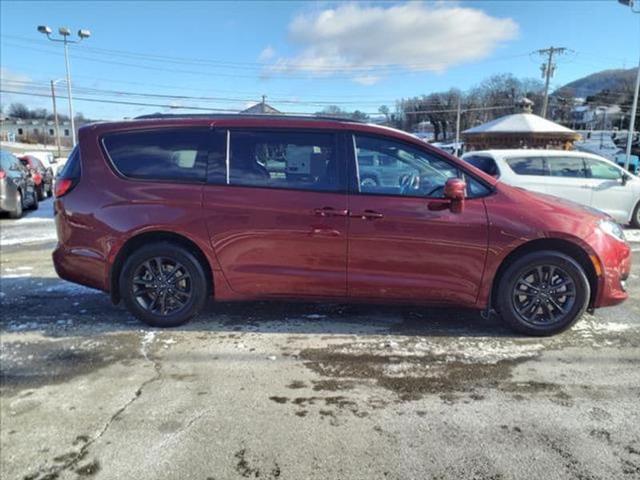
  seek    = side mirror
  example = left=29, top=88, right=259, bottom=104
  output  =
left=443, top=178, right=466, bottom=213
left=621, top=173, right=630, bottom=186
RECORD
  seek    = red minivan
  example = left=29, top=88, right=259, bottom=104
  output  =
left=52, top=115, right=631, bottom=335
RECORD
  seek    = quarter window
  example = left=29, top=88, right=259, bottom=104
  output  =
left=584, top=158, right=621, bottom=180
left=506, top=157, right=547, bottom=176
left=229, top=130, right=340, bottom=192
left=102, top=129, right=209, bottom=182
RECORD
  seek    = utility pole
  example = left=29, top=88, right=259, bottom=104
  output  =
left=455, top=95, right=462, bottom=156
left=535, top=46, right=567, bottom=119
left=50, top=80, right=62, bottom=158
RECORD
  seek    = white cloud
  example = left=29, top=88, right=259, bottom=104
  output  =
left=352, top=74, right=380, bottom=86
left=259, top=46, right=276, bottom=61
left=267, top=2, right=518, bottom=85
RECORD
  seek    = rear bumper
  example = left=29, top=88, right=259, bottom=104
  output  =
left=52, top=244, right=108, bottom=292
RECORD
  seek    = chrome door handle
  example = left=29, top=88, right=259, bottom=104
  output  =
left=352, top=210, right=384, bottom=220
left=313, top=207, right=349, bottom=217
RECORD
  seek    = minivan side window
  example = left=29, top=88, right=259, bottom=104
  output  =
left=353, top=135, right=489, bottom=198
left=229, top=130, right=341, bottom=192
left=465, top=155, right=499, bottom=177
left=102, top=129, right=209, bottom=182
left=584, top=158, right=621, bottom=180
left=506, top=157, right=547, bottom=176
left=547, top=156, right=587, bottom=178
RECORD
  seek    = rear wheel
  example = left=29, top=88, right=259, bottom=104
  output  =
left=119, top=242, right=209, bottom=327
left=8, top=190, right=23, bottom=219
left=496, top=251, right=590, bottom=336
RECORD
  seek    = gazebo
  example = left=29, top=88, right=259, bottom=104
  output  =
left=462, top=102, right=580, bottom=152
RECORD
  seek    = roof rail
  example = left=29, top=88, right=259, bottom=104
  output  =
left=133, top=112, right=366, bottom=123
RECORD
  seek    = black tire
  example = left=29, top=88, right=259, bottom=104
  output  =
left=28, top=189, right=39, bottom=210
left=119, top=242, right=209, bottom=327
left=37, top=185, right=46, bottom=201
left=8, top=190, right=23, bottom=219
left=631, top=202, right=640, bottom=229
left=496, top=251, right=590, bottom=336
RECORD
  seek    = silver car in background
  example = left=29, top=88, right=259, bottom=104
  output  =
left=0, top=150, right=38, bottom=219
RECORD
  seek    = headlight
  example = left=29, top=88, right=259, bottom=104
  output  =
left=599, top=220, right=626, bottom=242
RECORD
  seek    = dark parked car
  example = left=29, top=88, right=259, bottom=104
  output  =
left=19, top=154, right=54, bottom=200
left=1, top=150, right=38, bottom=219
left=53, top=115, right=630, bottom=335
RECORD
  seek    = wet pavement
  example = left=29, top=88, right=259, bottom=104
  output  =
left=1, top=199, right=639, bottom=480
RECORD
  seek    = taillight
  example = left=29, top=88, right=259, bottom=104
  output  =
left=33, top=173, right=42, bottom=185
left=55, top=178, right=77, bottom=197
left=0, top=170, right=6, bottom=179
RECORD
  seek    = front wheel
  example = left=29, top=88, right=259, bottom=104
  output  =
left=496, top=251, right=590, bottom=336
left=119, top=242, right=209, bottom=327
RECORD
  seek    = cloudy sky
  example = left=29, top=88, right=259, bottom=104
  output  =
left=0, top=1, right=637, bottom=119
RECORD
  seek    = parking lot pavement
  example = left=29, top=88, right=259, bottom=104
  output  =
left=1, top=203, right=639, bottom=480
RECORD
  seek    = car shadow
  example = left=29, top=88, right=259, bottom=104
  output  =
left=0, top=276, right=515, bottom=339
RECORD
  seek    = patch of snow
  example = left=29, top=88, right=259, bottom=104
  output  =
left=140, top=331, right=157, bottom=360
left=305, top=314, right=327, bottom=319
left=2, top=273, right=32, bottom=279
left=3, top=267, right=33, bottom=272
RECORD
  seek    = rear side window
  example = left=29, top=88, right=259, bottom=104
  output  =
left=229, top=130, right=341, bottom=192
left=59, top=146, right=81, bottom=179
left=102, top=129, right=209, bottom=182
left=464, top=155, right=499, bottom=176
left=547, top=156, right=586, bottom=178
left=506, top=157, right=547, bottom=176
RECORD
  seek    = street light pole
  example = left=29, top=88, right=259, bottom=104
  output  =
left=62, top=37, right=76, bottom=146
left=37, top=25, right=90, bottom=147
left=624, top=55, right=640, bottom=171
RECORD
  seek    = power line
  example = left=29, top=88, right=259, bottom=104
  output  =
left=534, top=46, right=569, bottom=118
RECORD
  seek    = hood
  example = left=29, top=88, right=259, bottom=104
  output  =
left=495, top=182, right=610, bottom=222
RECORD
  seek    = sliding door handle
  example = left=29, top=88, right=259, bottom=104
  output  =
left=313, top=207, right=349, bottom=217
left=351, top=210, right=384, bottom=220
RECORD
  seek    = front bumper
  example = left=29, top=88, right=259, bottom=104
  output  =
left=592, top=234, right=632, bottom=308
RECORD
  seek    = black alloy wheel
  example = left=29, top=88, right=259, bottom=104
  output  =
left=120, top=243, right=209, bottom=327
left=496, top=251, right=590, bottom=336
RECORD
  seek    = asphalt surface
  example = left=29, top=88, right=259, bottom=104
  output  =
left=1, top=199, right=639, bottom=480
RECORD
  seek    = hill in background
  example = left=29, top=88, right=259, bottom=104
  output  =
left=554, top=68, right=637, bottom=98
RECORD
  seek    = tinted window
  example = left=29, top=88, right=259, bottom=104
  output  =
left=59, top=146, right=81, bottom=179
left=547, top=156, right=586, bottom=178
left=464, top=155, right=499, bottom=176
left=0, top=151, right=15, bottom=170
left=354, top=135, right=462, bottom=198
left=584, top=158, right=621, bottom=180
left=506, top=157, right=547, bottom=176
left=229, top=130, right=340, bottom=192
left=103, top=129, right=209, bottom=182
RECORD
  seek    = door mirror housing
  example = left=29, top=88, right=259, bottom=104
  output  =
left=443, top=177, right=466, bottom=213
left=444, top=178, right=466, bottom=200
left=621, top=173, right=630, bottom=186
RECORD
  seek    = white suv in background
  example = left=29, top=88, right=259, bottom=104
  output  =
left=462, top=149, right=640, bottom=227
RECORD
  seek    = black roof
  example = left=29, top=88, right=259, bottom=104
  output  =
left=133, top=112, right=365, bottom=123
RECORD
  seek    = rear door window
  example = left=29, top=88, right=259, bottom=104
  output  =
left=505, top=157, right=547, bottom=176
left=547, top=156, right=587, bottom=178
left=102, top=128, right=209, bottom=182
left=228, top=130, right=342, bottom=192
